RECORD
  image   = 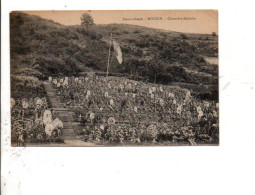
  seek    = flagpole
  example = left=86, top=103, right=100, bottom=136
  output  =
left=106, top=33, right=112, bottom=77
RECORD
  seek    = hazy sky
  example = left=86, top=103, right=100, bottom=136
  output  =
left=24, top=10, right=218, bottom=34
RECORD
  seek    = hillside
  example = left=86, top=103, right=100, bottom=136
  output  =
left=10, top=12, right=218, bottom=100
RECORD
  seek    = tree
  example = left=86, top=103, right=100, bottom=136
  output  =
left=211, top=32, right=217, bottom=37
left=80, top=13, right=94, bottom=27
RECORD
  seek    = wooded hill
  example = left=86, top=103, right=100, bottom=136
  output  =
left=10, top=12, right=218, bottom=101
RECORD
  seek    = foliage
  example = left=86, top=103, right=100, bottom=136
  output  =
left=80, top=13, right=94, bottom=27
left=180, top=33, right=188, bottom=39
left=11, top=75, right=47, bottom=99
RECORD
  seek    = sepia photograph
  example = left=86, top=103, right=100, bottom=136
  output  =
left=10, top=10, right=219, bottom=146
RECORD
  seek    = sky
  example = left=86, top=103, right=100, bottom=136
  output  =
left=23, top=10, right=218, bottom=34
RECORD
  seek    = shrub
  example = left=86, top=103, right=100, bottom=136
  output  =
left=54, top=137, right=65, bottom=143
left=133, top=30, right=140, bottom=34
left=180, top=33, right=188, bottom=39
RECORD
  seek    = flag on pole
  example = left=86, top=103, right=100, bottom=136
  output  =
left=113, top=40, right=123, bottom=64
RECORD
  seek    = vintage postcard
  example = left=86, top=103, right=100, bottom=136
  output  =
left=10, top=10, right=218, bottom=146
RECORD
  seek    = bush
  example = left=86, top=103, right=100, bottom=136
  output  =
left=133, top=30, right=140, bottom=34
left=11, top=75, right=47, bottom=98
left=166, top=65, right=189, bottom=82
left=180, top=33, right=188, bottom=39
left=211, top=32, right=217, bottom=37
left=54, top=137, right=65, bottom=143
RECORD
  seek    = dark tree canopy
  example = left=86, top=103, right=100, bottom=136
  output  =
left=80, top=13, right=94, bottom=27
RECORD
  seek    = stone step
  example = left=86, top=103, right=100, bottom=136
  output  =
left=64, top=121, right=73, bottom=124
left=53, top=109, right=70, bottom=113
left=64, top=122, right=73, bottom=125
left=59, top=116, right=72, bottom=120
left=63, top=132, right=74, bottom=136
left=63, top=132, right=74, bottom=135
left=53, top=109, right=68, bottom=112
left=59, top=120, right=71, bottom=123
left=57, top=112, right=74, bottom=116
left=63, top=133, right=74, bottom=136
left=64, top=126, right=73, bottom=129
left=63, top=128, right=73, bottom=131
left=47, top=92, right=56, bottom=96
left=54, top=112, right=71, bottom=116
left=55, top=115, right=74, bottom=118
left=62, top=133, right=75, bottom=137
left=64, top=127, right=73, bottom=130
left=63, top=128, right=74, bottom=132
